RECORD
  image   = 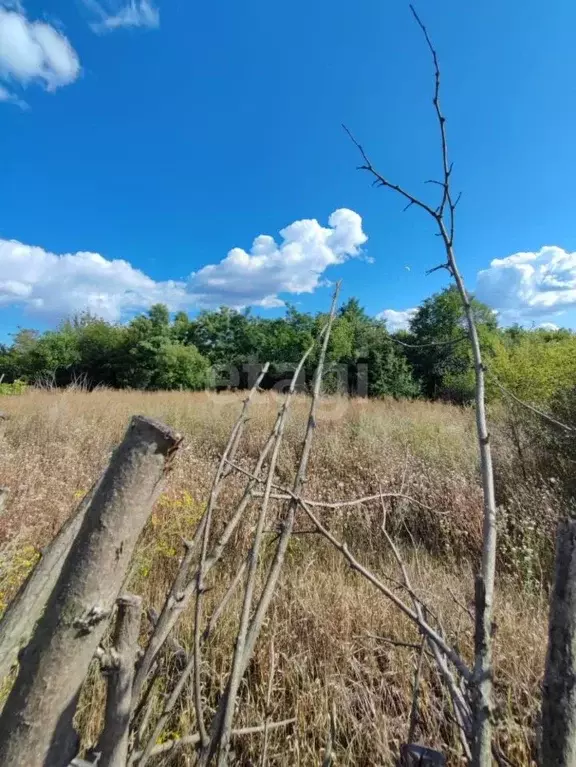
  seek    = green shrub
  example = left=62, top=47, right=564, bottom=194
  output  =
left=0, top=380, right=27, bottom=395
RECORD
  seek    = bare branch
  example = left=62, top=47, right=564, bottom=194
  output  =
left=541, top=519, right=576, bottom=763
left=390, top=334, right=469, bottom=350
left=253, top=489, right=439, bottom=513
left=342, top=125, right=438, bottom=219
left=201, top=284, right=342, bottom=767
left=321, top=699, right=337, bottom=767
left=132, top=364, right=270, bottom=704
left=131, top=718, right=295, bottom=762
left=347, top=5, right=499, bottom=758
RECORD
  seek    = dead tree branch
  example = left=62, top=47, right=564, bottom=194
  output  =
left=0, top=486, right=9, bottom=517
left=488, top=371, right=575, bottom=433
left=259, top=631, right=276, bottom=767
left=407, top=635, right=426, bottom=744
left=137, top=334, right=322, bottom=766
left=131, top=718, right=295, bottom=762
left=231, top=463, right=470, bottom=682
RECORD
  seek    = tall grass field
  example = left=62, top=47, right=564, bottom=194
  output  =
left=0, top=388, right=562, bottom=764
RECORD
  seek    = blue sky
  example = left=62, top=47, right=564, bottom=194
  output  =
left=1, top=0, right=576, bottom=339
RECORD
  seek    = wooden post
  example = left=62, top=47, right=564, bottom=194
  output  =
left=0, top=485, right=97, bottom=681
left=541, top=518, right=576, bottom=765
left=0, top=416, right=181, bottom=767
left=98, top=594, right=143, bottom=767
left=0, top=487, right=9, bottom=517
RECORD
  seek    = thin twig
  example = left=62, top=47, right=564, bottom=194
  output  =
left=321, top=699, right=337, bottom=767
left=255, top=491, right=438, bottom=513
left=407, top=634, right=426, bottom=744
left=390, top=334, right=469, bottom=349
left=202, top=558, right=247, bottom=643
left=260, top=632, right=276, bottom=767
left=246, top=471, right=471, bottom=680
left=360, top=633, right=431, bottom=652
left=131, top=718, right=295, bottom=761
left=447, top=587, right=474, bottom=624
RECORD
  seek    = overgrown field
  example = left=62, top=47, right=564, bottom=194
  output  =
left=0, top=389, right=565, bottom=764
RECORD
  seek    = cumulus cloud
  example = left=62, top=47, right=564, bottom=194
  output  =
left=0, top=6, right=80, bottom=100
left=188, top=208, right=367, bottom=307
left=0, top=239, right=186, bottom=321
left=476, top=246, right=576, bottom=323
left=0, top=209, right=368, bottom=321
left=83, top=0, right=159, bottom=32
left=376, top=308, right=417, bottom=333
left=538, top=322, right=560, bottom=331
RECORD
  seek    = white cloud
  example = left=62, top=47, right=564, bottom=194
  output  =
left=0, top=209, right=368, bottom=321
left=538, top=322, right=560, bottom=331
left=0, top=239, right=186, bottom=321
left=0, top=82, right=26, bottom=107
left=0, top=7, right=80, bottom=98
left=376, top=308, right=417, bottom=333
left=187, top=208, right=367, bottom=307
left=83, top=0, right=159, bottom=32
left=476, top=246, right=576, bottom=323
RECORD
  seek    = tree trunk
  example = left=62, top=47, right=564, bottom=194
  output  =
left=0, top=485, right=97, bottom=683
left=541, top=518, right=576, bottom=765
left=0, top=415, right=181, bottom=767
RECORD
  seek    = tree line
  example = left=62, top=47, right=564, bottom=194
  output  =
left=1, top=285, right=575, bottom=406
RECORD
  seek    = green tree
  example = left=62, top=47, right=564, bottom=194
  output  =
left=405, top=286, right=497, bottom=402
left=119, top=304, right=209, bottom=390
left=153, top=342, right=211, bottom=390
left=491, top=326, right=576, bottom=404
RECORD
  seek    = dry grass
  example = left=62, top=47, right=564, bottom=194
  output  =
left=0, top=389, right=556, bottom=764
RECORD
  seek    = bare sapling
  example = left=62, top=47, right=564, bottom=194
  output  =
left=344, top=7, right=497, bottom=763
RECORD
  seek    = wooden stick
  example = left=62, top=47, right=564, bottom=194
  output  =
left=131, top=718, right=295, bottom=762
left=98, top=594, right=143, bottom=767
left=206, top=285, right=341, bottom=767
left=132, top=365, right=270, bottom=704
